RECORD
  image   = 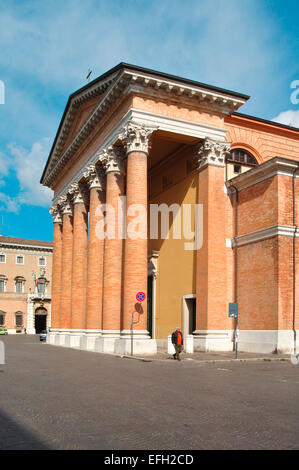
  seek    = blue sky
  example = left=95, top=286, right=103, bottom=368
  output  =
left=0, top=0, right=298, bottom=241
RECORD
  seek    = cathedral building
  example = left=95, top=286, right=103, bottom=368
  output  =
left=41, top=63, right=299, bottom=354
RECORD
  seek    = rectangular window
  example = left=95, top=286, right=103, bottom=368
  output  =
left=16, top=281, right=23, bottom=293
left=0, top=314, right=4, bottom=326
left=0, top=254, right=6, bottom=263
left=38, top=257, right=46, bottom=266
left=16, top=255, right=24, bottom=265
left=0, top=280, right=5, bottom=293
left=15, top=314, right=23, bottom=327
left=234, top=164, right=241, bottom=174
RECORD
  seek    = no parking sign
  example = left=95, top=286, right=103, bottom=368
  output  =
left=136, top=292, right=146, bottom=302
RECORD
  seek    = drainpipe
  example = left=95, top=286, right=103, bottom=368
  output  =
left=229, top=184, right=239, bottom=304
left=229, top=183, right=239, bottom=353
left=292, top=165, right=299, bottom=355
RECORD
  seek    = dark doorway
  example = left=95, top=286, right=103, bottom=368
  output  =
left=35, top=307, right=47, bottom=334
left=186, top=297, right=196, bottom=334
left=147, top=276, right=153, bottom=337
left=35, top=314, right=47, bottom=334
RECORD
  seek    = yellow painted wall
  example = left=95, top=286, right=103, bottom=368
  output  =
left=148, top=148, right=197, bottom=340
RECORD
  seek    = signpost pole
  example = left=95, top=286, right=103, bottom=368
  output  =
left=131, top=292, right=146, bottom=357
left=131, top=311, right=134, bottom=357
left=235, top=314, right=238, bottom=359
left=229, top=303, right=239, bottom=359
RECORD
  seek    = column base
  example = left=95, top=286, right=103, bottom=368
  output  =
left=80, top=331, right=102, bottom=351
left=46, top=329, right=159, bottom=356
left=99, top=331, right=121, bottom=353
left=193, top=330, right=234, bottom=352
left=114, top=330, right=157, bottom=356
left=26, top=329, right=36, bottom=335
left=68, top=331, right=86, bottom=348
left=238, top=330, right=297, bottom=354
left=46, top=331, right=57, bottom=345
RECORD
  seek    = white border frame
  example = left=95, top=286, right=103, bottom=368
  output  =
left=38, top=256, right=47, bottom=267
left=15, top=254, right=24, bottom=265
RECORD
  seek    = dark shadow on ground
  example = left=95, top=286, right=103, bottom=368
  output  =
left=0, top=409, right=49, bottom=450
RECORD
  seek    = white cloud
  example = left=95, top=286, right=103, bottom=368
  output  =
left=0, top=138, right=53, bottom=213
left=272, top=110, right=299, bottom=128
left=0, top=152, right=10, bottom=177
left=0, top=193, right=20, bottom=213
left=0, top=0, right=286, bottom=95
left=0, top=0, right=294, bottom=215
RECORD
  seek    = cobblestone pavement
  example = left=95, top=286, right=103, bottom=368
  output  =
left=0, top=335, right=299, bottom=450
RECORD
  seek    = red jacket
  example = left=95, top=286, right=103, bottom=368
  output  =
left=171, top=330, right=183, bottom=345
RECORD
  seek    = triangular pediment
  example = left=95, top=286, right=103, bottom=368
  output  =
left=60, top=96, right=102, bottom=154
left=41, top=63, right=250, bottom=188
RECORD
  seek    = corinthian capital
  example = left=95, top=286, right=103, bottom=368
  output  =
left=49, top=205, right=62, bottom=223
left=100, top=146, right=126, bottom=174
left=83, top=164, right=106, bottom=189
left=68, top=182, right=89, bottom=205
left=194, top=138, right=231, bottom=169
left=57, top=194, right=73, bottom=215
left=119, top=121, right=156, bottom=155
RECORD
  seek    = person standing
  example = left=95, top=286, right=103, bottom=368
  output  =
left=171, top=327, right=183, bottom=361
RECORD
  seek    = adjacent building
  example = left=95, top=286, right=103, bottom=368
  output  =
left=41, top=63, right=299, bottom=354
left=0, top=237, right=53, bottom=334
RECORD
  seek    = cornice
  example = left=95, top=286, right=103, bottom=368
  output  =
left=232, top=225, right=298, bottom=247
left=226, top=156, right=299, bottom=192
left=43, top=69, right=246, bottom=188
left=51, top=109, right=228, bottom=204
left=0, top=244, right=53, bottom=253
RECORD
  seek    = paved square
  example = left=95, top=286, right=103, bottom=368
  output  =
left=0, top=336, right=299, bottom=450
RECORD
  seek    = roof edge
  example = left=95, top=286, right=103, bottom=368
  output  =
left=41, top=63, right=250, bottom=185
left=231, top=112, right=299, bottom=134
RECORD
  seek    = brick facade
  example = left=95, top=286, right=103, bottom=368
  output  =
left=41, top=64, right=299, bottom=354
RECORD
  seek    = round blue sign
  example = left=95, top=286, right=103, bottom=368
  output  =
left=136, top=292, right=146, bottom=302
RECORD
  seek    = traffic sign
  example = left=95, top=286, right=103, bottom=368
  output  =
left=136, top=292, right=146, bottom=302
left=229, top=302, right=238, bottom=318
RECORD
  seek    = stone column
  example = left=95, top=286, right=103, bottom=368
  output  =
left=100, top=147, right=125, bottom=352
left=82, top=164, right=106, bottom=350
left=69, top=182, right=89, bottom=348
left=58, top=195, right=73, bottom=346
left=26, top=294, right=35, bottom=335
left=193, top=138, right=232, bottom=352
left=48, top=205, right=63, bottom=342
left=116, top=122, right=157, bottom=355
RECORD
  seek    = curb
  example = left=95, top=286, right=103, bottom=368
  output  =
left=120, top=355, right=289, bottom=364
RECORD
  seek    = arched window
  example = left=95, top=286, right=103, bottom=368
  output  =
left=226, top=148, right=258, bottom=166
